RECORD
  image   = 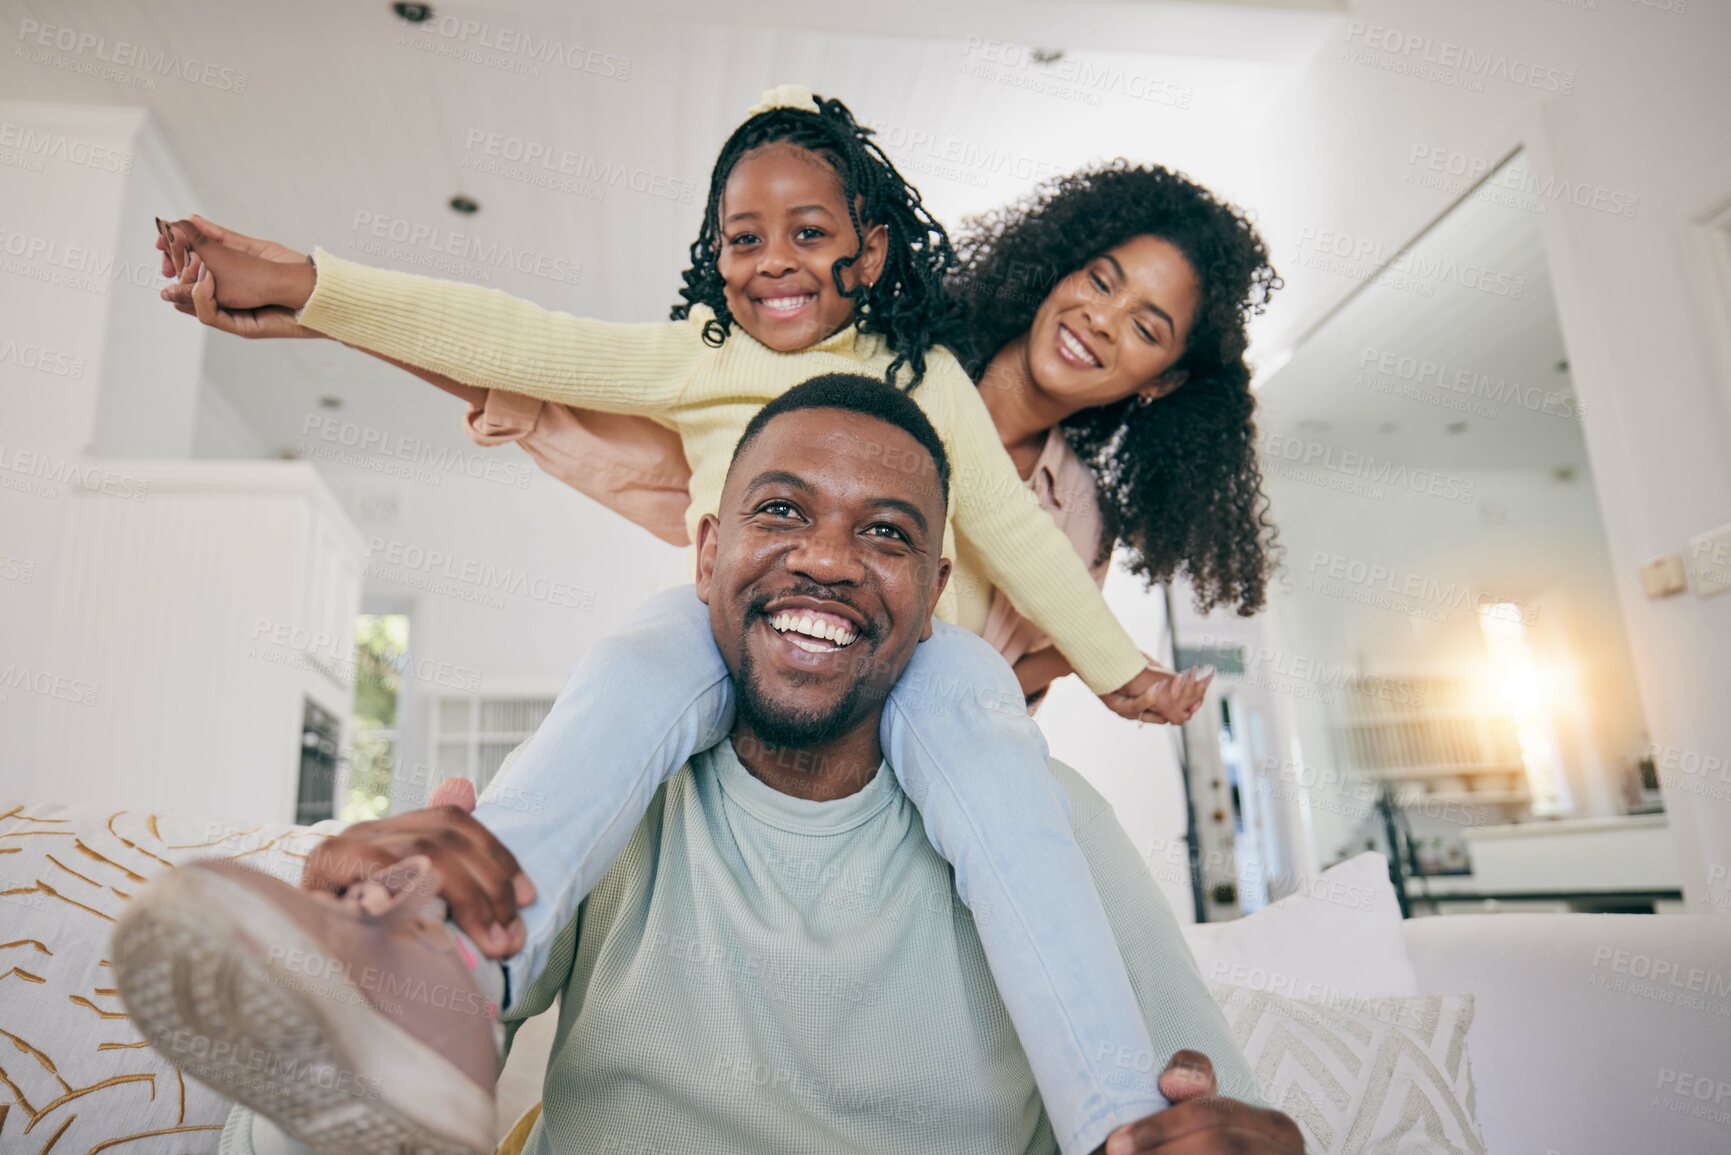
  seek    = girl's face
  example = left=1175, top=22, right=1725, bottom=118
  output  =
left=716, top=143, right=887, bottom=352
left=1022, top=234, right=1202, bottom=411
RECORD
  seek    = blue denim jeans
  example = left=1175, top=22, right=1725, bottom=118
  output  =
left=476, top=585, right=1165, bottom=1154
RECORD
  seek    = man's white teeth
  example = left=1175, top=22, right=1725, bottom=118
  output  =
left=769, top=610, right=856, bottom=647
left=1059, top=325, right=1101, bottom=367
left=761, top=294, right=815, bottom=314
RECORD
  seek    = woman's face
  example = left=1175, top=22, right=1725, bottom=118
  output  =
left=1023, top=234, right=1202, bottom=410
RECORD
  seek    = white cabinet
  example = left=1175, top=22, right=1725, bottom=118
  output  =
left=34, top=462, right=365, bottom=822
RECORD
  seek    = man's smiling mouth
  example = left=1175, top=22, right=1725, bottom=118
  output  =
left=768, top=609, right=857, bottom=652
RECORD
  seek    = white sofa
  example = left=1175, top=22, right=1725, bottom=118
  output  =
left=495, top=911, right=1731, bottom=1154
left=5, top=801, right=1727, bottom=1154
left=1400, top=912, right=1731, bottom=1155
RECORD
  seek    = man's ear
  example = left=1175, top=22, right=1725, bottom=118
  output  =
left=693, top=513, right=721, bottom=604
left=856, top=222, right=889, bottom=291
left=920, top=556, right=952, bottom=642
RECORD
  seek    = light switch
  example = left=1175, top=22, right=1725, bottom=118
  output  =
left=1688, top=524, right=1731, bottom=599
left=1641, top=553, right=1687, bottom=599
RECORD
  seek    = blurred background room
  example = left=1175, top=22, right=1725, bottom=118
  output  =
left=3, top=0, right=1729, bottom=927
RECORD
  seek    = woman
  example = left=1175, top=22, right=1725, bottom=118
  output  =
left=160, top=162, right=1279, bottom=703
left=944, top=160, right=1282, bottom=699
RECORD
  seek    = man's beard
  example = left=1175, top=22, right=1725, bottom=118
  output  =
left=734, top=639, right=870, bottom=752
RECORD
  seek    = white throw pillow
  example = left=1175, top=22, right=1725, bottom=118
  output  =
left=0, top=800, right=327, bottom=1153
left=1182, top=852, right=1420, bottom=998
left=1210, top=984, right=1486, bottom=1155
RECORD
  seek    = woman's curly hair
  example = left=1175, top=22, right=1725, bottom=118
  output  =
left=671, top=94, right=959, bottom=389
left=947, top=161, right=1283, bottom=616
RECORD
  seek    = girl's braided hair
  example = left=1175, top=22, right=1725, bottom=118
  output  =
left=671, top=94, right=959, bottom=389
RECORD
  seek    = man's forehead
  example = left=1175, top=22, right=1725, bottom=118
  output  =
left=735, top=408, right=943, bottom=507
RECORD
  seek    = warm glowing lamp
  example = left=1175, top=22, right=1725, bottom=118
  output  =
left=1478, top=603, right=1571, bottom=816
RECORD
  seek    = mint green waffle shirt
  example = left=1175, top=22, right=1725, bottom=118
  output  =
left=502, top=740, right=1263, bottom=1154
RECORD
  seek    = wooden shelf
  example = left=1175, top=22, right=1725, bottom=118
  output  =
left=1365, top=763, right=1527, bottom=781
left=1396, top=789, right=1530, bottom=806
left=1339, top=710, right=1488, bottom=726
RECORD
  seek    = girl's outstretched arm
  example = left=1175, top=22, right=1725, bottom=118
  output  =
left=168, top=224, right=696, bottom=547
left=161, top=219, right=704, bottom=420
left=162, top=218, right=510, bottom=411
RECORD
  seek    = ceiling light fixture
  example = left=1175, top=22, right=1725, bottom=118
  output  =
left=392, top=3, right=433, bottom=23
left=449, top=194, right=479, bottom=214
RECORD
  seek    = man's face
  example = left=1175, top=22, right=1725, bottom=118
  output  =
left=695, top=406, right=949, bottom=748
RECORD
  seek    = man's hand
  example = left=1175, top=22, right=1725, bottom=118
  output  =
left=1100, top=1051, right=1304, bottom=1154
left=157, top=217, right=317, bottom=311
left=1100, top=663, right=1214, bottom=725
left=302, top=778, right=536, bottom=960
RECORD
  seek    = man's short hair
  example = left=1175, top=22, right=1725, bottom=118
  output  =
left=729, top=373, right=951, bottom=509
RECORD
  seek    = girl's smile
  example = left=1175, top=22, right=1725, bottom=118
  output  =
left=716, top=142, right=887, bottom=352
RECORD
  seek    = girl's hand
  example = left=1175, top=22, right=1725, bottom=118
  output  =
left=156, top=217, right=316, bottom=311
left=156, top=213, right=307, bottom=278
left=171, top=251, right=320, bottom=339
left=1099, top=663, right=1214, bottom=725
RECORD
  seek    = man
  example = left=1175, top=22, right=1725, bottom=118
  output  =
left=116, top=376, right=1300, bottom=1155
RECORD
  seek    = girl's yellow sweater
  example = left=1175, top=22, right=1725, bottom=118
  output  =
left=298, top=250, right=1145, bottom=694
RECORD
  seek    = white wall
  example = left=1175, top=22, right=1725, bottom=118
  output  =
left=1239, top=0, right=1731, bottom=911
left=0, top=104, right=206, bottom=788
left=91, top=114, right=205, bottom=458
left=303, top=438, right=689, bottom=792
left=191, top=373, right=269, bottom=459
left=1040, top=570, right=1194, bottom=921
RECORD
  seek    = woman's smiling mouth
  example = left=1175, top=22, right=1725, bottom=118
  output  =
left=1056, top=322, right=1103, bottom=369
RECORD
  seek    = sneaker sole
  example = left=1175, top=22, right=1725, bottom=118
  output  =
left=113, top=863, right=495, bottom=1155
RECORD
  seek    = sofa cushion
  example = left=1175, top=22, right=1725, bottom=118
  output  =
left=0, top=801, right=325, bottom=1153
left=1183, top=852, right=1420, bottom=998
left=1210, top=984, right=1485, bottom=1155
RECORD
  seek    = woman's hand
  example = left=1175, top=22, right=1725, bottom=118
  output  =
left=1012, top=647, right=1074, bottom=702
left=1099, top=663, right=1213, bottom=725
left=156, top=213, right=307, bottom=276
left=156, top=216, right=317, bottom=312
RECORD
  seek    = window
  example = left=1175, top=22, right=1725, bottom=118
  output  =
left=429, top=693, right=556, bottom=797
left=342, top=614, right=410, bottom=822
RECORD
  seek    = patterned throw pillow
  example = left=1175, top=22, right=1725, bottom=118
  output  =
left=1209, top=983, right=1486, bottom=1155
left=0, top=801, right=328, bottom=1153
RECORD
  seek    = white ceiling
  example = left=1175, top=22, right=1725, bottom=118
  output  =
left=1256, top=159, right=1590, bottom=474
left=2, top=0, right=1339, bottom=454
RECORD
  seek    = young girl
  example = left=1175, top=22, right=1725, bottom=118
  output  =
left=136, top=88, right=1210, bottom=1155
